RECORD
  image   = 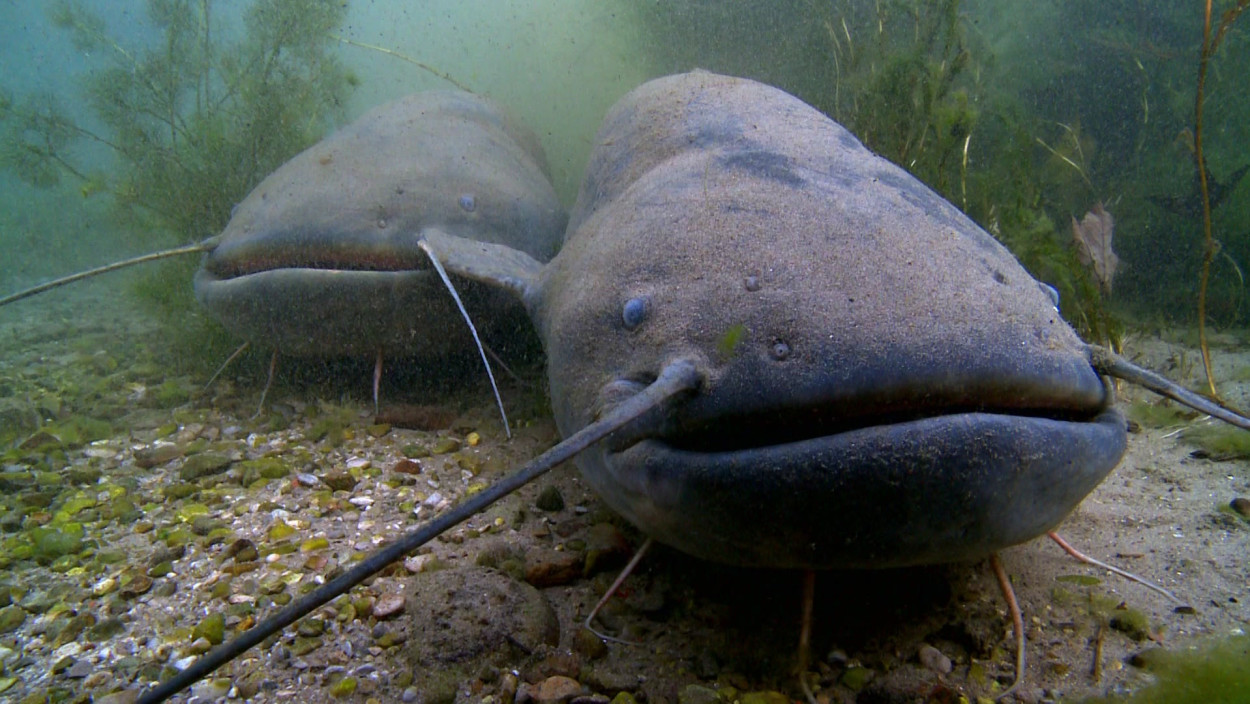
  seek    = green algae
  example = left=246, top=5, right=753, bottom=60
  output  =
left=1182, top=424, right=1250, bottom=460
left=1080, top=636, right=1250, bottom=704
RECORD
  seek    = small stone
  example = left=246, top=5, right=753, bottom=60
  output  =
left=0, top=605, right=26, bottom=633
left=192, top=612, right=225, bottom=645
left=268, top=521, right=298, bottom=541
left=525, top=549, right=582, bottom=587
left=319, top=470, right=357, bottom=492
left=430, top=437, right=461, bottom=454
left=82, top=670, right=112, bottom=688
left=918, top=644, right=953, bottom=674
left=65, top=659, right=94, bottom=678
left=92, top=577, right=117, bottom=597
left=87, top=617, right=126, bottom=641
left=301, top=537, right=331, bottom=552
left=329, top=675, right=358, bottom=697
left=739, top=693, right=790, bottom=704
left=404, top=554, right=436, bottom=573
left=119, top=572, right=153, bottom=599
left=186, top=636, right=213, bottom=655
left=678, top=684, right=720, bottom=704
left=373, top=593, right=405, bottom=619
left=1232, top=497, right=1250, bottom=518
left=535, top=485, right=565, bottom=512
left=135, top=443, right=183, bottom=469
left=178, top=452, right=233, bottom=481
left=297, top=618, right=325, bottom=637
left=574, top=628, right=608, bottom=661
left=531, top=675, right=583, bottom=704
left=392, top=459, right=422, bottom=475
left=94, top=690, right=140, bottom=704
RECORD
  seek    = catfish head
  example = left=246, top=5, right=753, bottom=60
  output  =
left=194, top=90, right=566, bottom=358
left=423, top=71, right=1242, bottom=571
left=529, top=72, right=1124, bottom=569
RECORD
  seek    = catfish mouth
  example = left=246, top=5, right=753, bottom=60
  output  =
left=606, top=354, right=1115, bottom=457
left=203, top=232, right=430, bottom=280
left=649, top=390, right=1110, bottom=455
left=590, top=355, right=1127, bottom=569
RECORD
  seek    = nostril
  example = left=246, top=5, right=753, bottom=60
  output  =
left=622, top=297, right=649, bottom=330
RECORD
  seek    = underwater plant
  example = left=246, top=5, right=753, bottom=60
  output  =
left=0, top=0, right=354, bottom=366
left=0, top=0, right=351, bottom=248
left=1192, top=0, right=1250, bottom=398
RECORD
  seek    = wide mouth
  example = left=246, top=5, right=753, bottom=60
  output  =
left=606, top=353, right=1113, bottom=456
left=203, top=231, right=428, bottom=280
left=586, top=360, right=1125, bottom=569
left=656, top=392, right=1108, bottom=454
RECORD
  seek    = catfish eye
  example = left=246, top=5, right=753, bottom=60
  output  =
left=622, top=297, right=649, bottom=330
left=770, top=339, right=791, bottom=361
left=1038, top=282, right=1060, bottom=309
left=459, top=194, right=476, bottom=212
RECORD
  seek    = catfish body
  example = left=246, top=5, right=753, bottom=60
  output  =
left=195, top=90, right=566, bottom=358
left=532, top=72, right=1126, bottom=569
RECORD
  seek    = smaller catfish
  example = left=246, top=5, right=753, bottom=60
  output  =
left=135, top=71, right=1250, bottom=702
left=1, top=91, right=567, bottom=415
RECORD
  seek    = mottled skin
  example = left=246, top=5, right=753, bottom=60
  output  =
left=194, top=91, right=566, bottom=358
left=428, top=71, right=1127, bottom=570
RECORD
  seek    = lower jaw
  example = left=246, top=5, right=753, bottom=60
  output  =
left=588, top=408, right=1127, bottom=570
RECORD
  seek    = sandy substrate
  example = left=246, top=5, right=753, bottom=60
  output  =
left=0, top=288, right=1247, bottom=704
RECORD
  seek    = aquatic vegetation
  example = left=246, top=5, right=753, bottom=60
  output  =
left=0, top=0, right=353, bottom=358
left=1181, top=422, right=1250, bottom=460
left=1079, top=635, right=1250, bottom=704
left=1193, top=0, right=1250, bottom=398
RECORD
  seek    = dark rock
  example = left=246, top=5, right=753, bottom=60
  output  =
left=525, top=549, right=582, bottom=587
left=403, top=566, right=559, bottom=696
left=536, top=486, right=565, bottom=512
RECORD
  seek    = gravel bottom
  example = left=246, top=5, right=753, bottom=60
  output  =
left=0, top=289, right=1248, bottom=704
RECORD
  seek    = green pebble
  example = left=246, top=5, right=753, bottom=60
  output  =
left=300, top=537, right=330, bottom=552
left=148, top=561, right=173, bottom=578
left=291, top=636, right=322, bottom=656
left=297, top=618, right=325, bottom=637
left=401, top=444, right=429, bottom=459
left=268, top=521, right=297, bottom=541
left=329, top=676, right=357, bottom=697
left=163, top=483, right=199, bottom=500
left=609, top=694, right=639, bottom=704
left=179, top=453, right=233, bottom=481
left=430, top=438, right=461, bottom=454
left=66, top=467, right=102, bottom=484
left=0, top=605, right=26, bottom=633
left=840, top=666, right=873, bottom=692
left=87, top=617, right=126, bottom=641
left=192, top=612, right=225, bottom=645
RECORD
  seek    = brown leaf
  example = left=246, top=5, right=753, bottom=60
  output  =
left=1072, top=202, right=1119, bottom=294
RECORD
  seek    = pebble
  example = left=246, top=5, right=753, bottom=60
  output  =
left=525, top=549, right=582, bottom=587
left=530, top=675, right=583, bottom=704
left=1232, top=497, right=1250, bottom=518
left=373, top=593, right=406, bottom=619
left=918, top=644, right=953, bottom=674
left=65, top=658, right=94, bottom=678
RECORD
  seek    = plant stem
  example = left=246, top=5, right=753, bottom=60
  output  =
left=1194, top=0, right=1250, bottom=399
